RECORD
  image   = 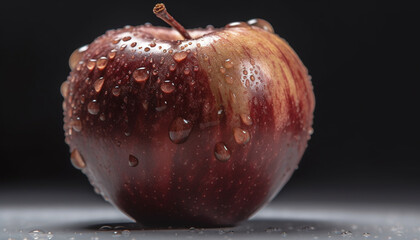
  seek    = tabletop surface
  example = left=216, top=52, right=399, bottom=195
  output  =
left=1, top=184, right=419, bottom=240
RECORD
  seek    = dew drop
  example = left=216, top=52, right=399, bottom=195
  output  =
left=94, top=77, right=105, bottom=92
left=71, top=118, right=82, bottom=132
left=112, top=38, right=121, bottom=44
left=250, top=75, right=255, bottom=81
left=87, top=100, right=99, bottom=115
left=130, top=42, right=137, bottom=47
left=87, top=59, right=96, bottom=71
left=169, top=64, right=176, bottom=72
left=240, top=113, right=253, bottom=126
left=247, top=18, right=275, bottom=33
left=99, top=225, right=112, bottom=231
left=144, top=47, right=150, bottom=52
left=96, top=57, right=108, bottom=70
left=150, top=42, right=156, bottom=47
left=71, top=149, right=86, bottom=169
left=169, top=117, right=193, bottom=144
left=193, top=66, right=199, bottom=72
left=224, top=59, right=234, bottom=69
left=173, top=51, right=188, bottom=62
left=112, top=86, right=121, bottom=96
left=183, top=67, right=191, bottom=75
left=225, top=74, right=233, bottom=84
left=219, top=67, right=226, bottom=74
left=108, top=49, right=117, bottom=60
left=214, top=142, right=231, bottom=162
left=122, top=36, right=131, bottom=41
left=233, top=127, right=250, bottom=144
left=133, top=67, right=149, bottom=82
left=128, top=155, right=139, bottom=167
left=226, top=21, right=249, bottom=28
left=60, top=81, right=69, bottom=98
left=69, top=45, right=88, bottom=70
left=160, top=80, right=175, bottom=94
left=99, top=113, right=106, bottom=121
left=362, top=233, right=371, bottom=238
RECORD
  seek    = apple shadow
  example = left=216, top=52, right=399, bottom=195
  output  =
left=70, top=218, right=335, bottom=238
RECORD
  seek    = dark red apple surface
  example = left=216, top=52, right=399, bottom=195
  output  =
left=61, top=4, right=315, bottom=226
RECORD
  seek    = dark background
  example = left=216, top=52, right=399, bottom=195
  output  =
left=1, top=1, right=419, bottom=200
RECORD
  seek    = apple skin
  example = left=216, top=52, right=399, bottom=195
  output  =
left=62, top=22, right=315, bottom=226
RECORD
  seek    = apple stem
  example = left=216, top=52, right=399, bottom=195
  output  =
left=153, top=3, right=192, bottom=40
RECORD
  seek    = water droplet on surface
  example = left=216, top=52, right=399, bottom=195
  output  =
left=130, top=42, right=137, bottom=47
left=87, top=59, right=96, bottom=71
left=233, top=127, right=250, bottom=144
left=133, top=67, right=149, bottom=82
left=94, top=77, right=105, bottom=92
left=247, top=18, right=275, bottom=33
left=96, top=57, right=108, bottom=70
left=71, top=118, right=82, bottom=132
left=113, top=38, right=121, bottom=44
left=112, top=86, right=121, bottom=96
left=160, top=80, right=175, bottom=93
left=169, top=117, right=193, bottom=144
left=69, top=45, right=88, bottom=70
left=240, top=113, right=253, bottom=126
left=224, top=59, right=234, bottom=69
left=225, top=74, right=233, bottom=84
left=87, top=100, right=99, bottom=115
left=144, top=47, right=150, bottom=52
left=226, top=21, right=249, bottom=28
left=219, top=67, right=226, bottom=74
left=183, top=67, right=191, bottom=75
left=173, top=51, right=188, bottom=62
left=250, top=75, right=255, bottom=81
left=71, top=149, right=85, bottom=169
left=60, top=81, right=69, bottom=98
left=128, top=155, right=139, bottom=167
left=122, top=36, right=131, bottom=41
left=193, top=66, right=199, bottom=71
left=108, top=49, right=117, bottom=59
left=214, top=142, right=231, bottom=162
left=363, top=232, right=371, bottom=237
left=99, top=225, right=112, bottom=231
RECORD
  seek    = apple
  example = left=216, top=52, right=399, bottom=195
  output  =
left=61, top=3, right=315, bottom=227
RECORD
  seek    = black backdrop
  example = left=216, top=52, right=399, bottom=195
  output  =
left=1, top=1, right=419, bottom=198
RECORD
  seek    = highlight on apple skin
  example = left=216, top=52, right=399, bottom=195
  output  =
left=61, top=3, right=315, bottom=227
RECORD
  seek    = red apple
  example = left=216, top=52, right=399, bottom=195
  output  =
left=61, top=4, right=315, bottom=226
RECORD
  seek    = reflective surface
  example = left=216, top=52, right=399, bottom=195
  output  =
left=1, top=185, right=419, bottom=240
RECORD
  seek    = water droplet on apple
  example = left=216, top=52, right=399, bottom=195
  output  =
left=128, top=155, right=139, bottom=167
left=233, top=127, right=250, bottom=144
left=94, top=77, right=105, bottom=92
left=96, top=57, right=108, bottom=70
left=87, top=59, right=96, bottom=71
left=240, top=113, right=253, bottom=126
left=99, top=113, right=106, bottom=121
left=169, top=64, right=176, bottom=71
left=224, top=59, right=234, bottom=69
left=71, top=149, right=86, bottom=169
left=87, top=100, right=99, bottom=115
left=173, top=51, right=188, bottom=62
left=60, top=81, right=69, bottom=98
left=160, top=80, right=175, bottom=94
left=193, top=66, right=199, bottom=71
left=130, top=42, right=137, bottom=47
left=247, top=18, right=274, bottom=33
left=169, top=117, right=193, bottom=144
left=214, top=142, right=231, bottom=162
left=71, top=118, right=82, bottom=132
left=183, top=67, right=191, bottom=75
left=219, top=67, right=226, bottom=74
left=225, top=74, right=233, bottom=84
left=133, top=67, right=149, bottom=82
left=150, top=42, right=157, bottom=47
left=69, top=45, right=88, bottom=70
left=108, top=49, right=117, bottom=60
left=112, top=86, right=121, bottom=96
left=122, top=36, right=131, bottom=41
left=113, top=38, right=121, bottom=44
left=225, top=21, right=249, bottom=28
